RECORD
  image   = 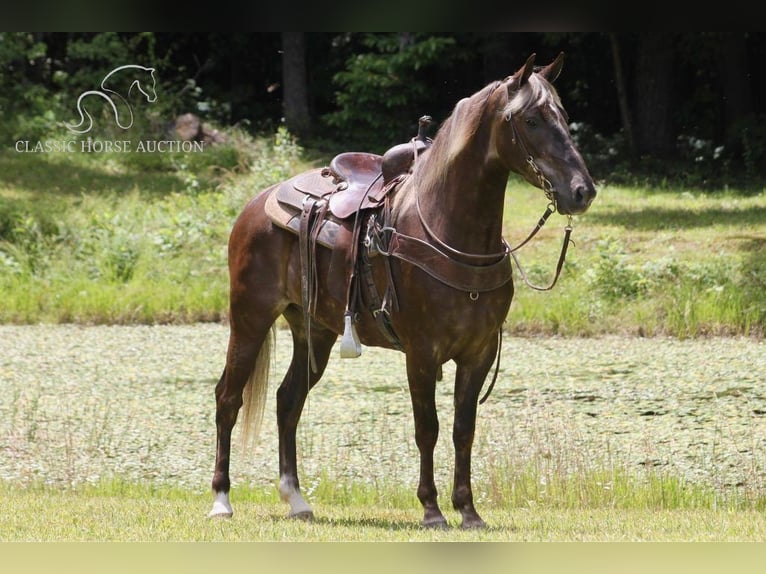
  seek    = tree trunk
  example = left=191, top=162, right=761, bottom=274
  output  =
left=609, top=33, right=636, bottom=158
left=281, top=32, right=311, bottom=138
left=719, top=33, right=753, bottom=146
left=634, top=33, right=676, bottom=158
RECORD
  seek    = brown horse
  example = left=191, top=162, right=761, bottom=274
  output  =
left=209, top=52, right=596, bottom=528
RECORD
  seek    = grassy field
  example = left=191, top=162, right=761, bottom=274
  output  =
left=4, top=480, right=766, bottom=541
left=2, top=130, right=766, bottom=544
left=504, top=183, right=766, bottom=336
left=2, top=324, right=765, bottom=542
left=1, top=129, right=764, bottom=335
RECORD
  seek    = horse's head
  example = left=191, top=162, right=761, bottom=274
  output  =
left=494, top=53, right=596, bottom=215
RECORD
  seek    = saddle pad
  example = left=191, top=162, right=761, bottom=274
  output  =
left=265, top=188, right=339, bottom=249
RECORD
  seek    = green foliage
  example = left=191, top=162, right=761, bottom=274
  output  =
left=323, top=34, right=459, bottom=151
left=3, top=32, right=766, bottom=188
left=0, top=32, right=222, bottom=145
left=738, top=244, right=766, bottom=330
left=586, top=238, right=646, bottom=300
left=0, top=33, right=63, bottom=142
left=1, top=126, right=765, bottom=336
left=0, top=126, right=306, bottom=323
left=224, top=125, right=306, bottom=211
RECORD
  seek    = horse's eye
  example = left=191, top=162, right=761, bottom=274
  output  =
left=525, top=118, right=537, bottom=128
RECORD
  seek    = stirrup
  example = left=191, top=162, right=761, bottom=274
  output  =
left=340, top=312, right=362, bottom=358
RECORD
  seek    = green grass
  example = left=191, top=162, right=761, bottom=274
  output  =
left=1, top=130, right=765, bottom=334
left=3, top=132, right=766, bottom=547
left=2, top=475, right=766, bottom=541
left=504, top=182, right=766, bottom=336
left=0, top=127, right=308, bottom=324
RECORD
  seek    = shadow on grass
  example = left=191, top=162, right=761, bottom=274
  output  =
left=264, top=511, right=512, bottom=534
left=587, top=205, right=766, bottom=231
left=0, top=150, right=185, bottom=199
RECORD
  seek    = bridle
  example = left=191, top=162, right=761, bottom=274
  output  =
left=413, top=107, right=574, bottom=292
left=505, top=108, right=557, bottom=206
left=478, top=110, right=575, bottom=405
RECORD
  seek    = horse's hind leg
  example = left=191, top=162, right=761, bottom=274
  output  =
left=276, top=306, right=337, bottom=519
left=209, top=318, right=276, bottom=518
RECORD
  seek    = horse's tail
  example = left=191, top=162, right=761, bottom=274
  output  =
left=239, top=325, right=276, bottom=452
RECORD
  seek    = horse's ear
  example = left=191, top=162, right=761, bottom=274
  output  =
left=506, top=53, right=536, bottom=91
left=538, top=52, right=565, bottom=83
left=517, top=53, right=536, bottom=85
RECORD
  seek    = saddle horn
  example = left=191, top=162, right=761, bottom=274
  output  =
left=381, top=115, right=433, bottom=185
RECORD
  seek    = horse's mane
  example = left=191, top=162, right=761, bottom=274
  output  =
left=395, top=73, right=560, bottom=215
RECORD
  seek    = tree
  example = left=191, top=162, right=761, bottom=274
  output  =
left=719, top=33, right=754, bottom=145
left=322, top=33, right=459, bottom=151
left=281, top=32, right=311, bottom=138
left=634, top=33, right=676, bottom=158
left=609, top=33, right=636, bottom=158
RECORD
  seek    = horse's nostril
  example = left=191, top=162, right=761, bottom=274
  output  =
left=573, top=183, right=595, bottom=206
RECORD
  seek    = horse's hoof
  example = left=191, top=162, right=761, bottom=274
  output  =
left=209, top=492, right=233, bottom=518
left=208, top=508, right=233, bottom=519
left=460, top=517, right=487, bottom=530
left=422, top=517, right=449, bottom=530
left=289, top=510, right=315, bottom=521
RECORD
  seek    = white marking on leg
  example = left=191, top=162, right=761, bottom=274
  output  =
left=209, top=491, right=233, bottom=518
left=279, top=477, right=313, bottom=517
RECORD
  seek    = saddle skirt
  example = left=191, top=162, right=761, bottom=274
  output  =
left=271, top=152, right=388, bottom=221
left=264, top=186, right=340, bottom=250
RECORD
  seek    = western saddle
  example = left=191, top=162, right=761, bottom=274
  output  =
left=265, top=116, right=433, bottom=365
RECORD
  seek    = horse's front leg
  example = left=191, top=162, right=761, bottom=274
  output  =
left=406, top=355, right=447, bottom=528
left=451, top=338, right=499, bottom=529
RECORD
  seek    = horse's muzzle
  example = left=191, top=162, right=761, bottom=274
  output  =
left=574, top=182, right=597, bottom=208
left=559, top=179, right=596, bottom=215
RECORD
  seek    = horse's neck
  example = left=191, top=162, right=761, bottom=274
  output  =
left=396, top=149, right=509, bottom=256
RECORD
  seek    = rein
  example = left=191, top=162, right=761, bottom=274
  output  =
left=504, top=113, right=574, bottom=292
left=415, top=192, right=510, bottom=263
left=411, top=112, right=575, bottom=293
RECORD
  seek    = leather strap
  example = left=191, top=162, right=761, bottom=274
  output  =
left=299, top=198, right=327, bottom=372
left=387, top=232, right=512, bottom=293
left=478, top=328, right=503, bottom=405
left=360, top=251, right=404, bottom=351
left=510, top=224, right=573, bottom=292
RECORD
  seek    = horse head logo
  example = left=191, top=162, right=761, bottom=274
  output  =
left=65, top=65, right=157, bottom=134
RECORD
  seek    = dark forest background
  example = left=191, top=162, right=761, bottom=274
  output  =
left=2, top=32, right=765, bottom=188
